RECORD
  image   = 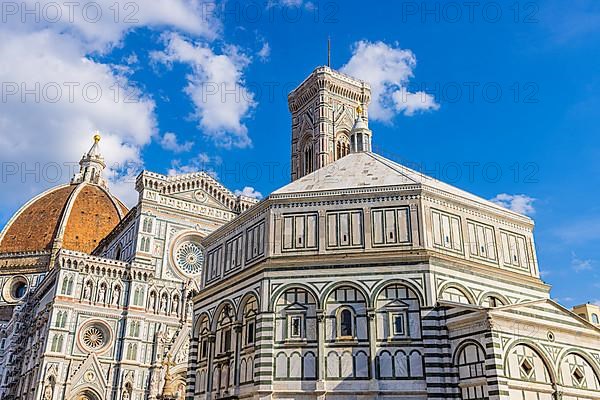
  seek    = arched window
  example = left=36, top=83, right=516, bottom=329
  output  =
left=303, top=141, right=313, bottom=175
left=482, top=295, right=505, bottom=308
left=135, top=287, right=140, bottom=305
left=339, top=308, right=353, bottom=337
left=440, top=285, right=473, bottom=305
left=61, top=277, right=69, bottom=294
left=455, top=342, right=488, bottom=399
left=115, top=244, right=122, bottom=261
left=142, top=217, right=153, bottom=233
left=130, top=321, right=140, bottom=337
left=592, top=314, right=599, bottom=324
left=51, top=335, right=63, bottom=352
left=67, top=277, right=74, bottom=295
left=127, top=343, right=137, bottom=360
left=335, top=133, right=350, bottom=160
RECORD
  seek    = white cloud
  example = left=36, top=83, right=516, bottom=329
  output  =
left=258, top=42, right=271, bottom=62
left=124, top=53, right=139, bottom=65
left=167, top=153, right=221, bottom=177
left=152, top=33, right=256, bottom=148
left=0, top=29, right=157, bottom=207
left=571, top=252, right=594, bottom=273
left=235, top=186, right=263, bottom=199
left=340, top=41, right=439, bottom=122
left=267, top=0, right=304, bottom=8
left=0, top=0, right=229, bottom=212
left=490, top=193, right=536, bottom=215
left=160, top=132, right=194, bottom=153
left=4, top=0, right=219, bottom=52
left=539, top=269, right=552, bottom=278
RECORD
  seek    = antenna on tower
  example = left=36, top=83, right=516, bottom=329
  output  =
left=327, top=36, right=331, bottom=68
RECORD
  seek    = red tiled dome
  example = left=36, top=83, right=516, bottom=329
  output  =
left=0, top=183, right=127, bottom=254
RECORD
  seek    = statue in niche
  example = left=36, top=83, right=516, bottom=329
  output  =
left=43, top=384, right=53, bottom=400
left=149, top=292, right=156, bottom=312
left=171, top=297, right=179, bottom=316
left=187, top=299, right=193, bottom=319
left=97, top=284, right=106, bottom=303
left=112, top=286, right=121, bottom=306
left=83, top=282, right=92, bottom=300
left=160, top=295, right=168, bottom=313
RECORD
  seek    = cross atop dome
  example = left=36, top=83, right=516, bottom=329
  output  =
left=71, top=132, right=108, bottom=188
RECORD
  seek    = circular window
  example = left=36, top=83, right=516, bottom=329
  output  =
left=175, top=241, right=204, bottom=275
left=3, top=276, right=28, bottom=302
left=79, top=321, right=111, bottom=353
left=12, top=281, right=27, bottom=299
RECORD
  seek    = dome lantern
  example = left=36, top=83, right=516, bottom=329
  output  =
left=71, top=132, right=108, bottom=188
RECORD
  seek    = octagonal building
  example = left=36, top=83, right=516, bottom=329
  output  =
left=186, top=67, right=600, bottom=400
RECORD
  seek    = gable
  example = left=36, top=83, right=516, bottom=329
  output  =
left=492, top=300, right=600, bottom=335
left=168, top=188, right=233, bottom=212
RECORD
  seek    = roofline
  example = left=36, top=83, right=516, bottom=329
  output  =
left=288, top=65, right=370, bottom=97
left=490, top=298, right=600, bottom=334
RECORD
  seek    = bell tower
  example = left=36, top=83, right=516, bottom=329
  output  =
left=287, top=66, right=371, bottom=181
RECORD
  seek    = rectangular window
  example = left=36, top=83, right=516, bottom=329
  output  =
left=225, top=234, right=243, bottom=273
left=281, top=213, right=318, bottom=252
left=391, top=313, right=405, bottom=336
left=431, top=210, right=463, bottom=253
left=466, top=220, right=497, bottom=262
left=290, top=316, right=302, bottom=338
left=246, top=321, right=255, bottom=345
left=326, top=210, right=364, bottom=248
left=201, top=339, right=208, bottom=359
left=372, top=207, right=411, bottom=247
left=222, top=329, right=232, bottom=353
left=500, top=230, right=530, bottom=270
left=246, top=221, right=266, bottom=262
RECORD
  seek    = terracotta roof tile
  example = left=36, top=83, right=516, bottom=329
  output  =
left=0, top=183, right=127, bottom=255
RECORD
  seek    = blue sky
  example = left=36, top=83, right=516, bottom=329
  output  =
left=0, top=0, right=599, bottom=306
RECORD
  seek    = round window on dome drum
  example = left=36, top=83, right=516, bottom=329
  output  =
left=2, top=276, right=29, bottom=303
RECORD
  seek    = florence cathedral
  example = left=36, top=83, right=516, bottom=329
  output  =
left=0, top=66, right=599, bottom=400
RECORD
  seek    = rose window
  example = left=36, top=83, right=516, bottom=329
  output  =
left=175, top=241, right=204, bottom=275
left=82, top=327, right=105, bottom=349
left=79, top=322, right=111, bottom=353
